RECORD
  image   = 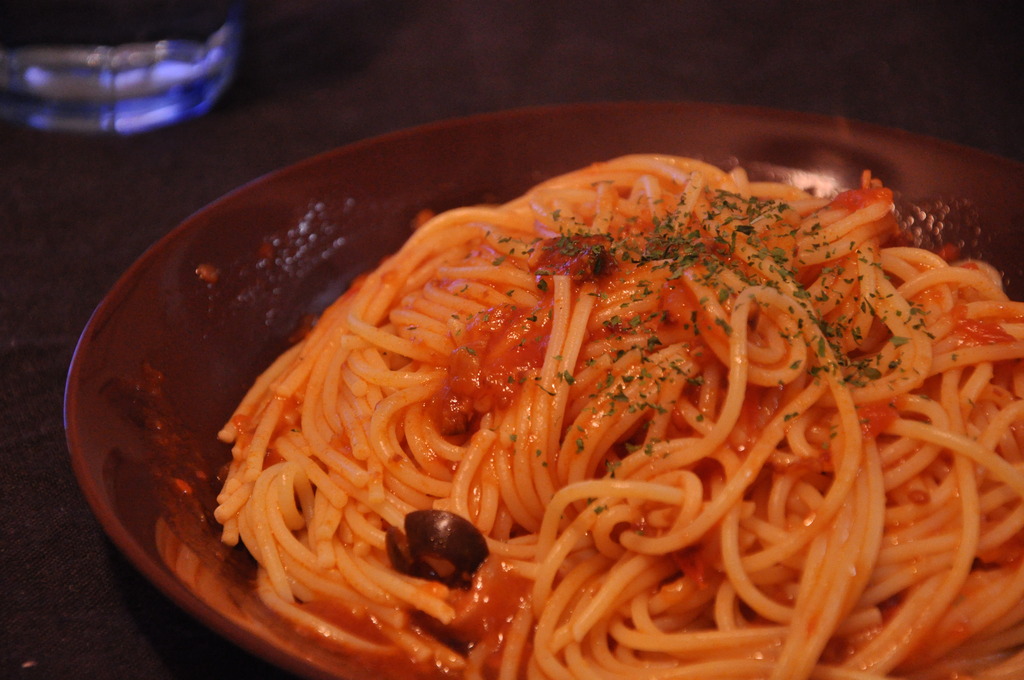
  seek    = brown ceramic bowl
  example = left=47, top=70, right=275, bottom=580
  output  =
left=65, top=102, right=1024, bottom=680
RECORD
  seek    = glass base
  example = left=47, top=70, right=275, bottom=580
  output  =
left=0, top=5, right=242, bottom=134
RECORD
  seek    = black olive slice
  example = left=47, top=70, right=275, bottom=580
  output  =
left=385, top=525, right=413, bottom=575
left=385, top=509, right=489, bottom=589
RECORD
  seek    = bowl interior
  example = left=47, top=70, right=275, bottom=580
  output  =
left=65, top=101, right=1024, bottom=680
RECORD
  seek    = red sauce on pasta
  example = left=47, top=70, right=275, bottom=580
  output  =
left=829, top=187, right=893, bottom=212
left=955, top=318, right=1015, bottom=347
left=951, top=304, right=1015, bottom=347
left=443, top=559, right=531, bottom=653
left=659, top=280, right=728, bottom=346
left=436, top=302, right=551, bottom=433
left=533, top=233, right=617, bottom=282
left=857, top=400, right=899, bottom=438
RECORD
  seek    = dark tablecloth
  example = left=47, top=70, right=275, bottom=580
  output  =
left=2, top=2, right=1021, bottom=678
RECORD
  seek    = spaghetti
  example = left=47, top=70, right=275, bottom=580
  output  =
left=214, top=155, right=1024, bottom=679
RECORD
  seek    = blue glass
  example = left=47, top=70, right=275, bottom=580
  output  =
left=0, top=1, right=243, bottom=134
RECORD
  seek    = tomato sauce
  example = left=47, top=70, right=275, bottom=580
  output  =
left=936, top=242, right=961, bottom=262
left=975, top=532, right=1024, bottom=567
left=955, top=318, right=1015, bottom=347
left=436, top=302, right=551, bottom=433
left=400, top=559, right=532, bottom=672
left=670, top=545, right=710, bottom=589
left=829, top=187, right=893, bottom=212
left=856, top=400, right=899, bottom=438
left=951, top=304, right=1015, bottom=348
left=300, top=598, right=395, bottom=646
left=443, top=559, right=531, bottom=653
left=659, top=278, right=728, bottom=347
left=223, top=395, right=302, bottom=470
left=533, top=233, right=617, bottom=282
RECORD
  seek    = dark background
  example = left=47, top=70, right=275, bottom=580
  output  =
left=1, top=1, right=1021, bottom=678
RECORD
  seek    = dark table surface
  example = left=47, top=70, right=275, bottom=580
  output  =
left=2, top=2, right=1021, bottom=679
